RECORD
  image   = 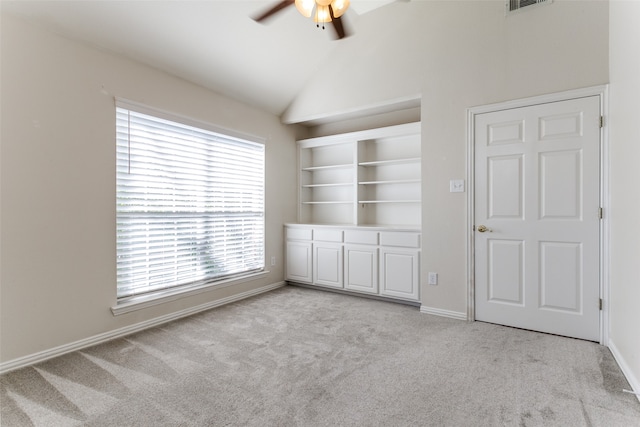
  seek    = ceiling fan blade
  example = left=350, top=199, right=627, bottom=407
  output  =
left=253, top=0, right=295, bottom=23
left=329, top=6, right=350, bottom=39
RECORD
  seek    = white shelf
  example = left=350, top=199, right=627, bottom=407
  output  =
left=302, top=182, right=353, bottom=188
left=302, top=201, right=354, bottom=205
left=358, top=157, right=421, bottom=167
left=359, top=179, right=421, bottom=185
left=302, top=163, right=354, bottom=171
left=358, top=200, right=421, bottom=204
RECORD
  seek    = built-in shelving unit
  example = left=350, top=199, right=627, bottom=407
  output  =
left=297, top=122, right=421, bottom=227
left=290, top=122, right=422, bottom=304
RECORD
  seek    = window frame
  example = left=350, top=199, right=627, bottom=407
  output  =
left=112, top=98, right=267, bottom=315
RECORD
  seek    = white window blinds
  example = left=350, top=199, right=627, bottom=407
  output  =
left=116, top=102, right=265, bottom=299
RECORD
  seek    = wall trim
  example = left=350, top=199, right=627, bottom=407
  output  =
left=420, top=305, right=467, bottom=321
left=0, top=281, right=285, bottom=375
left=608, top=339, right=640, bottom=403
left=289, top=281, right=421, bottom=307
left=281, top=93, right=421, bottom=126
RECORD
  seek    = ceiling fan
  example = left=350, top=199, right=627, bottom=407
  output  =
left=253, top=0, right=351, bottom=40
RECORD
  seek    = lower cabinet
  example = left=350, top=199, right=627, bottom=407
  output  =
left=285, top=225, right=420, bottom=303
left=344, top=245, right=378, bottom=294
left=285, top=240, right=312, bottom=284
left=380, top=247, right=420, bottom=300
left=313, top=242, right=343, bottom=288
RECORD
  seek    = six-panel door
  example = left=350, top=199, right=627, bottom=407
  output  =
left=474, top=96, right=601, bottom=341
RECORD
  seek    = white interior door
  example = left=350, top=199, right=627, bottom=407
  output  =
left=474, top=96, right=601, bottom=341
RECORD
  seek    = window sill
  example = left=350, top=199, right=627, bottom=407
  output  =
left=111, top=270, right=270, bottom=316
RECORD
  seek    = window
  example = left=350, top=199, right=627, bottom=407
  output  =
left=116, top=100, right=265, bottom=300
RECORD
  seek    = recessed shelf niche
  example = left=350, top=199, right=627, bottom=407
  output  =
left=297, top=122, right=421, bottom=227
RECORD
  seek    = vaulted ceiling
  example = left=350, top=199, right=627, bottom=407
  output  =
left=2, top=1, right=402, bottom=118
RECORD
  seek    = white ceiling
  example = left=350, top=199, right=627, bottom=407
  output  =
left=2, top=0, right=399, bottom=118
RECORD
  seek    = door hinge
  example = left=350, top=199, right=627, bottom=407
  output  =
left=598, top=207, right=604, bottom=219
left=600, top=116, right=604, bottom=128
left=599, top=298, right=603, bottom=311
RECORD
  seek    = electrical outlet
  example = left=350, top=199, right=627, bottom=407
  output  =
left=428, top=272, right=438, bottom=285
left=270, top=256, right=276, bottom=266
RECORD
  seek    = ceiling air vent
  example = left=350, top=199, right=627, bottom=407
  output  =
left=507, top=0, right=550, bottom=12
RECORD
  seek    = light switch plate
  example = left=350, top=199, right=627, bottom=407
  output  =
left=450, top=179, right=465, bottom=193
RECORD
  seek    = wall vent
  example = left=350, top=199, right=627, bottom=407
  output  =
left=507, top=0, right=550, bottom=12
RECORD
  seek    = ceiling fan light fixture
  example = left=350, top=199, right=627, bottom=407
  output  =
left=296, top=0, right=350, bottom=21
left=283, top=0, right=350, bottom=38
left=255, top=0, right=350, bottom=38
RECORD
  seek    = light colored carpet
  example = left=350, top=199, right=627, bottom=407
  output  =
left=1, top=285, right=639, bottom=426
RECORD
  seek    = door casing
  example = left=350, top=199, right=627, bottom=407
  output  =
left=465, top=85, right=609, bottom=345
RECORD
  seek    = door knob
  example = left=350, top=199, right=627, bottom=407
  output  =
left=477, top=225, right=492, bottom=233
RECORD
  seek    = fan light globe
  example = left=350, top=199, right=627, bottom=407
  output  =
left=295, top=0, right=315, bottom=17
left=331, top=0, right=350, bottom=17
left=314, top=5, right=332, bottom=23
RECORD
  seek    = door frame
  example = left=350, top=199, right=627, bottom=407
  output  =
left=465, top=85, right=609, bottom=345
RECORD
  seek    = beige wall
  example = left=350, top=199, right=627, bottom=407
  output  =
left=285, top=0, right=609, bottom=316
left=0, top=14, right=298, bottom=363
left=609, top=0, right=640, bottom=397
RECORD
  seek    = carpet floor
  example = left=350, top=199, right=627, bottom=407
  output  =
left=1, top=285, right=639, bottom=426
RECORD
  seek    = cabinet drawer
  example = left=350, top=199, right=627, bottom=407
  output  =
left=344, top=230, right=378, bottom=245
left=314, top=228, right=343, bottom=242
left=286, top=227, right=312, bottom=241
left=380, top=232, right=420, bottom=248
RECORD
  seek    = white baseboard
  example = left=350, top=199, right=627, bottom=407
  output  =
left=0, top=281, right=285, bottom=375
left=420, top=305, right=468, bottom=321
left=608, top=339, right=640, bottom=403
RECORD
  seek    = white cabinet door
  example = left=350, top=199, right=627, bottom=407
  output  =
left=313, top=242, right=343, bottom=288
left=344, top=244, right=378, bottom=294
left=380, top=247, right=420, bottom=300
left=286, top=241, right=312, bottom=284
